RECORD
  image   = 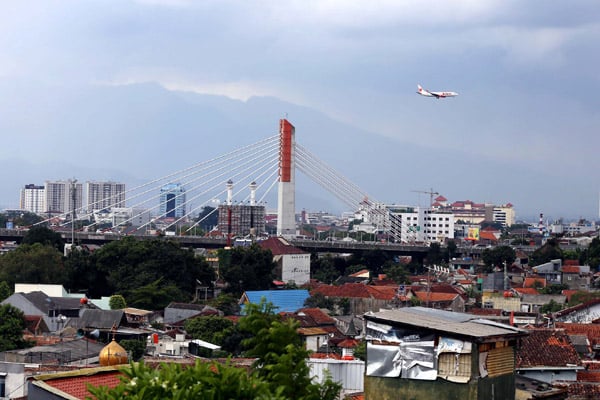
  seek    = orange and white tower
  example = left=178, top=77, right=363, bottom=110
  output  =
left=277, top=119, right=296, bottom=237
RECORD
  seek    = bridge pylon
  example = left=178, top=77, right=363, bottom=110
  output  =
left=277, top=119, right=296, bottom=237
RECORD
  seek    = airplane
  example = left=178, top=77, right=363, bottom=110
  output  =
left=417, top=84, right=458, bottom=99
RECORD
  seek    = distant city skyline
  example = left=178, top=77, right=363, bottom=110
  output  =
left=1, top=2, right=599, bottom=221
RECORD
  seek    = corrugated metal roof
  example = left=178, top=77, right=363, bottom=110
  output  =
left=365, top=307, right=527, bottom=340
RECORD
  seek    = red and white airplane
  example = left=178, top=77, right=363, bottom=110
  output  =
left=417, top=84, right=458, bottom=99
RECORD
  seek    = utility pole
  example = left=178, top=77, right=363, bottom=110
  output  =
left=70, top=179, right=78, bottom=245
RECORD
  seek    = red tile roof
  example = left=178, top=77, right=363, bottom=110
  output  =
left=561, top=266, right=580, bottom=274
left=41, top=370, right=123, bottom=399
left=564, top=259, right=579, bottom=266
left=310, top=283, right=397, bottom=300
left=259, top=237, right=307, bottom=255
left=523, top=277, right=546, bottom=288
left=296, top=308, right=336, bottom=326
left=577, top=370, right=600, bottom=382
left=414, top=292, right=458, bottom=303
left=516, top=329, right=581, bottom=368
left=556, top=323, right=600, bottom=347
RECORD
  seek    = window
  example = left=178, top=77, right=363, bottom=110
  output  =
left=438, top=353, right=471, bottom=379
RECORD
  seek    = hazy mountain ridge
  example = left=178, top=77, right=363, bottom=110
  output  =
left=0, top=81, right=587, bottom=221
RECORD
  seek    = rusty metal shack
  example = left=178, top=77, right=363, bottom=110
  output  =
left=364, top=307, right=528, bottom=400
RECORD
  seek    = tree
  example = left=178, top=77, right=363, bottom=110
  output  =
left=0, top=281, right=11, bottom=302
left=425, top=242, right=444, bottom=266
left=0, top=243, right=65, bottom=288
left=109, top=295, right=127, bottom=310
left=22, top=226, right=64, bottom=251
left=0, top=304, right=33, bottom=351
left=92, top=237, right=214, bottom=304
left=120, top=339, right=147, bottom=361
left=384, top=263, right=410, bottom=284
left=540, top=299, right=563, bottom=314
left=88, top=359, right=284, bottom=400
left=185, top=316, right=234, bottom=346
left=238, top=300, right=341, bottom=400
left=530, top=238, right=563, bottom=266
left=586, top=237, right=600, bottom=270
left=481, top=246, right=516, bottom=272
left=64, top=247, right=108, bottom=298
left=219, top=244, right=275, bottom=294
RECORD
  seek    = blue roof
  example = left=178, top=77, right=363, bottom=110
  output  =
left=242, top=290, right=310, bottom=313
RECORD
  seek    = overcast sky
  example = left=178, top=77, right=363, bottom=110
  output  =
left=1, top=1, right=599, bottom=219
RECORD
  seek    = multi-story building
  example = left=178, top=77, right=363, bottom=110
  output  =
left=390, top=206, right=455, bottom=244
left=493, top=203, right=515, bottom=227
left=159, top=183, right=186, bottom=219
left=86, top=181, right=126, bottom=212
left=217, top=204, right=266, bottom=237
left=44, top=180, right=83, bottom=216
left=19, top=184, right=45, bottom=214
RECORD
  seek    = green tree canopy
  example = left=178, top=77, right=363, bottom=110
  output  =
left=0, top=243, right=65, bottom=288
left=481, top=245, right=517, bottom=272
left=530, top=238, right=563, bottom=266
left=89, top=359, right=284, bottom=400
left=92, top=237, right=214, bottom=305
left=22, top=226, right=65, bottom=251
left=0, top=281, right=11, bottom=302
left=185, top=316, right=234, bottom=346
left=0, top=304, right=33, bottom=351
left=109, top=295, right=127, bottom=310
left=238, top=300, right=341, bottom=400
left=219, top=244, right=275, bottom=294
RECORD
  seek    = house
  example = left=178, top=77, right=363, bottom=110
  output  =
left=519, top=293, right=566, bottom=313
left=556, top=322, right=600, bottom=357
left=560, top=264, right=591, bottom=291
left=531, top=259, right=563, bottom=285
left=163, top=302, right=221, bottom=326
left=239, top=289, right=310, bottom=313
left=27, top=366, right=123, bottom=400
left=1, top=291, right=96, bottom=332
left=412, top=291, right=465, bottom=312
left=516, top=328, right=584, bottom=384
left=259, top=236, right=311, bottom=285
left=364, top=307, right=528, bottom=400
left=309, top=283, right=398, bottom=315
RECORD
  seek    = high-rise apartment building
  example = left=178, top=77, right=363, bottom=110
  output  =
left=86, top=181, right=126, bottom=212
left=20, top=184, right=46, bottom=214
left=159, top=183, right=186, bottom=218
left=44, top=180, right=83, bottom=216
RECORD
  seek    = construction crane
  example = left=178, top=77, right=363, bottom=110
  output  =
left=411, top=188, right=439, bottom=208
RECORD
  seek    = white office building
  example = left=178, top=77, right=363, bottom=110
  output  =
left=86, top=181, right=126, bottom=212
left=44, top=180, right=83, bottom=216
left=19, top=184, right=46, bottom=214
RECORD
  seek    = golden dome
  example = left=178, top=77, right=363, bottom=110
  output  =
left=99, top=339, right=129, bottom=366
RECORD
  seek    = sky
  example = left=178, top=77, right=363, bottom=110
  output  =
left=1, top=1, right=599, bottom=220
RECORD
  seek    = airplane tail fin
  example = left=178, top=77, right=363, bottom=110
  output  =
left=417, top=84, right=424, bottom=93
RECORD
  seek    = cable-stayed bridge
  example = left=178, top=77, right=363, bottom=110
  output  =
left=2, top=119, right=429, bottom=257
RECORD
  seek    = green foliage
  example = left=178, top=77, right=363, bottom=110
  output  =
left=530, top=238, right=563, bottom=266
left=64, top=247, right=107, bottom=297
left=304, top=292, right=334, bottom=310
left=481, top=245, right=516, bottom=272
left=120, top=339, right=147, bottom=361
left=0, top=304, right=34, bottom=351
left=539, top=283, right=569, bottom=295
left=0, top=281, right=11, bottom=301
left=207, top=293, right=241, bottom=316
left=587, top=237, right=600, bottom=269
left=347, top=249, right=391, bottom=275
left=540, top=299, right=564, bottom=314
left=219, top=244, right=275, bottom=294
left=185, top=316, right=234, bottom=346
left=88, top=360, right=284, bottom=400
left=91, top=236, right=214, bottom=305
left=568, top=291, right=600, bottom=307
left=0, top=243, right=65, bottom=288
left=109, top=295, right=127, bottom=310
left=238, top=299, right=341, bottom=400
left=22, top=226, right=64, bottom=251
left=384, top=263, right=410, bottom=284
left=353, top=340, right=366, bottom=361
left=127, top=279, right=183, bottom=310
